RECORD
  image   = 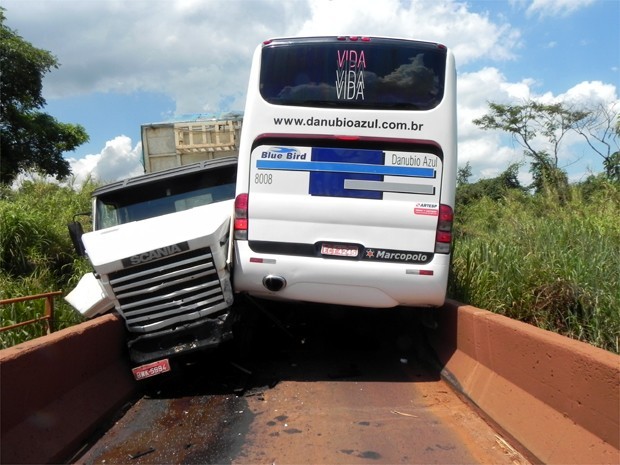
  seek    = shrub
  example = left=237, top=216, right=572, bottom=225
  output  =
left=0, top=179, right=96, bottom=347
left=450, top=181, right=620, bottom=353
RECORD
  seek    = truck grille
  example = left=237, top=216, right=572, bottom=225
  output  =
left=108, top=247, right=227, bottom=332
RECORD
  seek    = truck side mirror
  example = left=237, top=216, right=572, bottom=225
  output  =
left=68, top=212, right=90, bottom=257
left=68, top=221, right=86, bottom=256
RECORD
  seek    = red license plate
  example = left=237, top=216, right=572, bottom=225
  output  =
left=321, top=243, right=359, bottom=257
left=132, top=359, right=171, bottom=381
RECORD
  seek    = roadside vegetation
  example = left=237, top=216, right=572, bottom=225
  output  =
left=449, top=171, right=620, bottom=353
left=0, top=180, right=96, bottom=347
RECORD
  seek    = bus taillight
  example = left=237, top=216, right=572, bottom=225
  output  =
left=435, top=204, right=453, bottom=254
left=234, top=193, right=249, bottom=240
left=337, top=36, right=371, bottom=42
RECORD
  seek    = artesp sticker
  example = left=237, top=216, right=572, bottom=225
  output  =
left=414, top=202, right=439, bottom=216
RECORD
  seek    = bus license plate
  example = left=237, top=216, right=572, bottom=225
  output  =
left=321, top=244, right=359, bottom=258
left=132, top=359, right=171, bottom=381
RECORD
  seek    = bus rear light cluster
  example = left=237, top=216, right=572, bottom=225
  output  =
left=435, top=204, right=454, bottom=254
left=234, top=193, right=249, bottom=240
left=337, top=36, right=371, bottom=42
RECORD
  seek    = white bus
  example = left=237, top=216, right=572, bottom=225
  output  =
left=233, top=36, right=457, bottom=308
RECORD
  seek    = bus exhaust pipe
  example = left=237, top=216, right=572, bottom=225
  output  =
left=263, top=275, right=286, bottom=292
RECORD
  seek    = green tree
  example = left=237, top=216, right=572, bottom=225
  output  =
left=0, top=8, right=89, bottom=185
left=456, top=162, right=525, bottom=207
left=529, top=152, right=569, bottom=202
left=457, top=161, right=472, bottom=187
left=606, top=151, right=620, bottom=183
left=473, top=100, right=588, bottom=199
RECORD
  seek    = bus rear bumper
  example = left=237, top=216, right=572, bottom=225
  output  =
left=233, top=242, right=450, bottom=308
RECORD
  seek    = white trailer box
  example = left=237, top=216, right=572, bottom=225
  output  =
left=141, top=113, right=242, bottom=173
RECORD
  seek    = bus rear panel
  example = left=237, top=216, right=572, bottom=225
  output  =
left=234, top=36, right=457, bottom=308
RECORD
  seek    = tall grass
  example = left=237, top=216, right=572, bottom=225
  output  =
left=0, top=180, right=96, bottom=348
left=450, top=181, right=620, bottom=353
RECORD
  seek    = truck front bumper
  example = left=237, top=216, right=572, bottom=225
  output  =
left=127, top=311, right=235, bottom=365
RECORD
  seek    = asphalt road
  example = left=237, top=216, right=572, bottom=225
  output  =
left=76, top=301, right=528, bottom=464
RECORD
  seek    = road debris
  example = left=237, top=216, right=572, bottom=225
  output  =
left=390, top=410, right=418, bottom=417
left=128, top=447, right=155, bottom=460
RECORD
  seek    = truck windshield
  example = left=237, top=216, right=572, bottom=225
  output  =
left=95, top=165, right=236, bottom=230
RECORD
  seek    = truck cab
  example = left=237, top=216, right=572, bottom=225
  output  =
left=67, top=158, right=238, bottom=379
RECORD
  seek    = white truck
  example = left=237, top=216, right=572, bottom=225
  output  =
left=141, top=113, right=242, bottom=173
left=66, top=158, right=239, bottom=380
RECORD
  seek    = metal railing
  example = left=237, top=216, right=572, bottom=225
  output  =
left=0, top=291, right=62, bottom=335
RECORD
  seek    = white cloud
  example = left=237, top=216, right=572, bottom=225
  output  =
left=299, top=0, right=521, bottom=64
left=526, top=0, right=596, bottom=17
left=65, top=153, right=101, bottom=185
left=4, top=0, right=312, bottom=114
left=67, top=136, right=143, bottom=185
left=558, top=81, right=618, bottom=105
left=457, top=67, right=537, bottom=144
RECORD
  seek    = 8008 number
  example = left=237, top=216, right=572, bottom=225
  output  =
left=255, top=173, right=273, bottom=184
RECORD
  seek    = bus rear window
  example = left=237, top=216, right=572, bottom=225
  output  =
left=260, top=38, right=447, bottom=111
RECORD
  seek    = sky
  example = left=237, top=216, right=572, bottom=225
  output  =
left=3, top=0, right=619, bottom=185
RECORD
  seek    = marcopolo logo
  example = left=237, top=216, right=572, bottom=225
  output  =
left=260, top=146, right=307, bottom=160
left=122, top=241, right=190, bottom=267
left=364, top=248, right=430, bottom=264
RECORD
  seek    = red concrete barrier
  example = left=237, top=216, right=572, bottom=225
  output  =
left=430, top=300, right=620, bottom=465
left=0, top=313, right=138, bottom=464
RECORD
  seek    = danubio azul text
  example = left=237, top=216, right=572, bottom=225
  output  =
left=273, top=116, right=425, bottom=132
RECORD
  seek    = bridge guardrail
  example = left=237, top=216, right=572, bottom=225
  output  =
left=0, top=291, right=63, bottom=335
